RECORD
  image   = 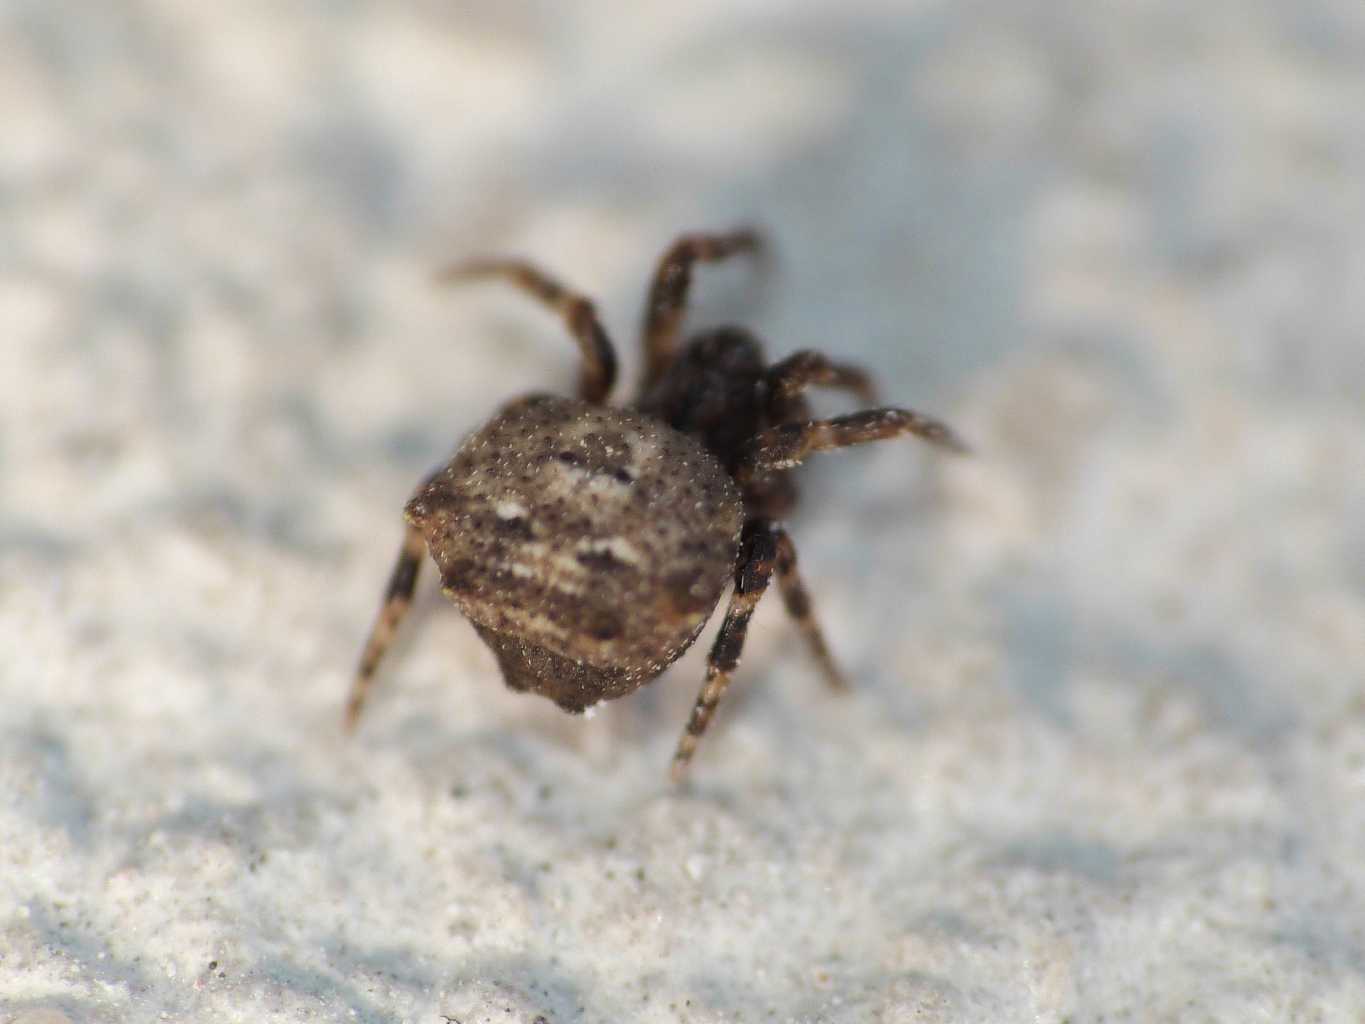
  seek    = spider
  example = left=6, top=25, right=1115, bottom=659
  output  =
left=347, top=229, right=966, bottom=781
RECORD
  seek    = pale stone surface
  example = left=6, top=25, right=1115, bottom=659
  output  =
left=3, top=2, right=1364, bottom=1022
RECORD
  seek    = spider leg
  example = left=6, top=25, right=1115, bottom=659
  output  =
left=766, top=350, right=877, bottom=414
left=437, top=259, right=617, bottom=403
left=345, top=523, right=426, bottom=731
left=737, top=406, right=968, bottom=484
left=772, top=526, right=848, bottom=691
left=670, top=521, right=777, bottom=782
left=641, top=229, right=763, bottom=389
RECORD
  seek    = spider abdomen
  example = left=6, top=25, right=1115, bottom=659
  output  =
left=404, top=393, right=744, bottom=709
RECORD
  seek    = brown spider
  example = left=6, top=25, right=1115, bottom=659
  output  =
left=347, top=229, right=966, bottom=780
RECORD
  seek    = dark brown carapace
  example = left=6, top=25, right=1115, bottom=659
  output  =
left=347, top=229, right=966, bottom=780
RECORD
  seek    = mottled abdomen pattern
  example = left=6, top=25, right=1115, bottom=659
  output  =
left=405, top=394, right=744, bottom=711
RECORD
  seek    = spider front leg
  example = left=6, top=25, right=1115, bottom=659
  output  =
left=671, top=521, right=777, bottom=782
left=737, top=406, right=969, bottom=484
left=345, top=523, right=426, bottom=730
left=641, top=229, right=762, bottom=388
left=438, top=259, right=617, bottom=403
left=766, top=350, right=877, bottom=412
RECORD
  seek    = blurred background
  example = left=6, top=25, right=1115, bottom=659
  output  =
left=3, top=2, right=1364, bottom=1022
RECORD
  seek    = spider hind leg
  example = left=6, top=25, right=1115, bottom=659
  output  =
left=346, top=523, right=426, bottom=730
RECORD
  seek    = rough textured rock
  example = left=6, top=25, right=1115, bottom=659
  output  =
left=3, top=3, right=1364, bottom=1022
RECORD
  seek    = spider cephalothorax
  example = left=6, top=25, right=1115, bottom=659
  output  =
left=347, top=230, right=966, bottom=780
